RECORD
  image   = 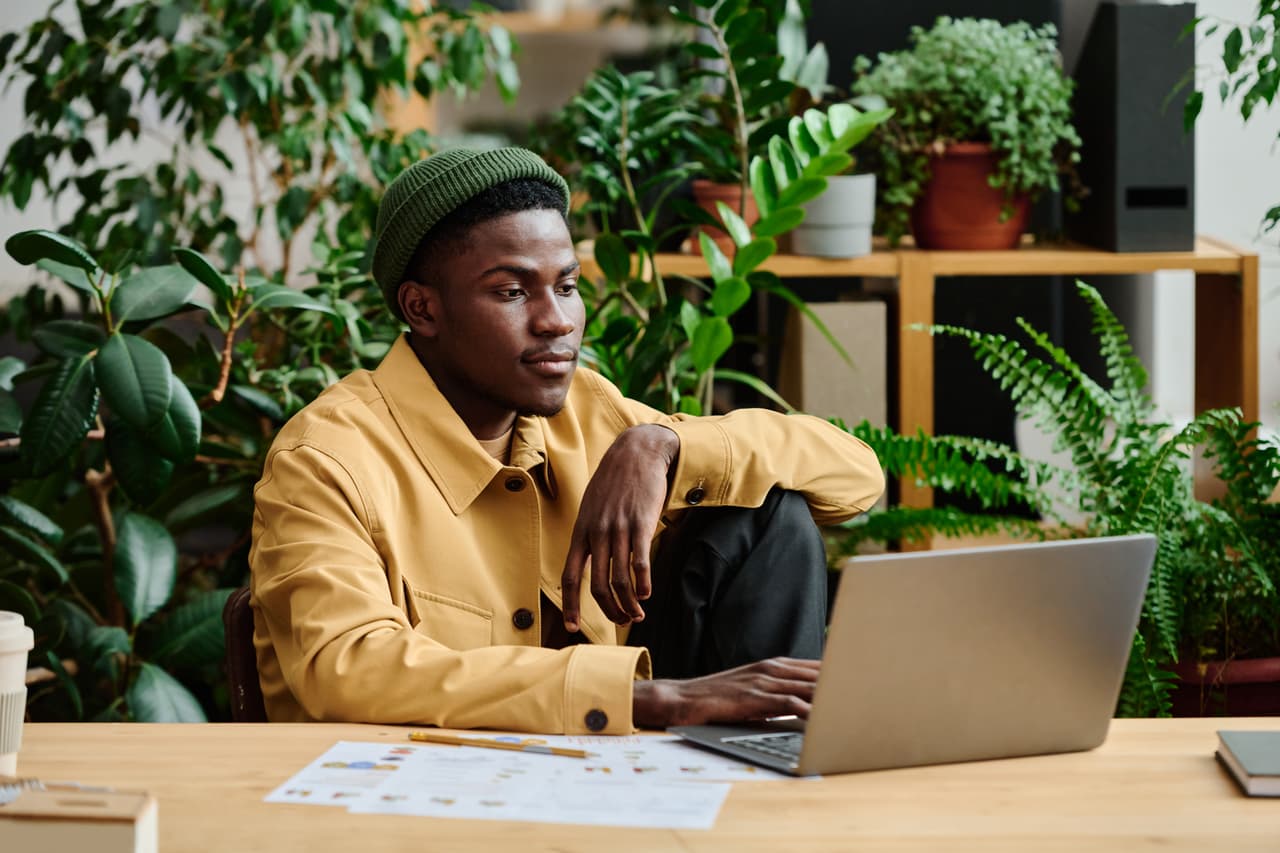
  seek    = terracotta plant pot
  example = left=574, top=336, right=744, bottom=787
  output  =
left=909, top=142, right=1029, bottom=250
left=1170, top=656, right=1280, bottom=716
left=691, top=179, right=759, bottom=257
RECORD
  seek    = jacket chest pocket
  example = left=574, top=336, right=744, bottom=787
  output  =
left=405, top=587, right=493, bottom=650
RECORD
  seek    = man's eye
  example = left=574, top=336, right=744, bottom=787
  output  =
left=556, top=281, right=578, bottom=296
left=499, top=289, right=524, bottom=299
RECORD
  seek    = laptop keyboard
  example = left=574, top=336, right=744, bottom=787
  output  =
left=724, top=731, right=805, bottom=764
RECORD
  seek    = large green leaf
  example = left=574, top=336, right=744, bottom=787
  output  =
left=95, top=333, right=173, bottom=430
left=718, top=368, right=797, bottom=412
left=753, top=208, right=807, bottom=238
left=248, top=283, right=338, bottom=315
left=0, top=388, right=18, bottom=434
left=698, top=233, right=733, bottom=283
left=164, top=483, right=245, bottom=529
left=713, top=202, right=753, bottom=248
left=114, top=513, right=177, bottom=627
left=46, top=651, right=83, bottom=719
left=0, top=580, right=40, bottom=625
left=749, top=156, right=778, bottom=217
left=777, top=176, right=828, bottom=209
left=690, top=317, right=733, bottom=373
left=0, top=494, right=63, bottom=545
left=19, top=355, right=98, bottom=477
left=0, top=356, right=24, bottom=390
left=5, top=229, right=98, bottom=272
left=37, top=259, right=96, bottom=293
left=127, top=662, right=206, bottom=722
left=173, top=247, right=232, bottom=303
left=110, top=265, right=198, bottom=322
left=229, top=384, right=284, bottom=420
left=732, top=238, right=776, bottom=278
left=146, top=375, right=201, bottom=462
left=710, top=276, right=752, bottom=317
left=83, top=625, right=131, bottom=679
left=593, top=232, right=631, bottom=283
left=32, top=320, right=107, bottom=359
left=106, top=417, right=176, bottom=503
left=148, top=588, right=235, bottom=669
left=0, top=525, right=68, bottom=584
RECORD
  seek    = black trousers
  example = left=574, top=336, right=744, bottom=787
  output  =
left=626, top=488, right=828, bottom=679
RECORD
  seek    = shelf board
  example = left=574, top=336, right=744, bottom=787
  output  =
left=576, top=247, right=899, bottom=279
left=922, top=237, right=1247, bottom=276
left=577, top=237, right=1248, bottom=281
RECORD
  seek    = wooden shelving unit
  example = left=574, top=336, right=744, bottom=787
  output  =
left=581, top=237, right=1260, bottom=511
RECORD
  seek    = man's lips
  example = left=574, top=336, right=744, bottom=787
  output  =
left=522, top=349, right=578, bottom=376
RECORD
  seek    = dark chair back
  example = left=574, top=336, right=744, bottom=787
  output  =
left=223, top=586, right=268, bottom=722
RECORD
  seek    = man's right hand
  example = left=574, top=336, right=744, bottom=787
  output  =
left=631, top=658, right=821, bottom=728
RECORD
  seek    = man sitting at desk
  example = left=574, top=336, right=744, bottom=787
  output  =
left=249, top=147, right=884, bottom=734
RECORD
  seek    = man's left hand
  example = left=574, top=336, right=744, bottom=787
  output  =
left=561, top=424, right=679, bottom=630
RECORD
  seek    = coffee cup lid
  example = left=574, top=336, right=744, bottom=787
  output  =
left=0, top=611, right=35, bottom=654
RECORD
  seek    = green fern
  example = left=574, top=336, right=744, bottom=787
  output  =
left=1117, top=633, right=1176, bottom=718
left=844, top=420, right=1070, bottom=520
left=829, top=506, right=1048, bottom=554
left=837, top=281, right=1280, bottom=717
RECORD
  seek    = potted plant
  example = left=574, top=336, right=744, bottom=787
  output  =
left=851, top=16, right=1083, bottom=249
left=829, top=282, right=1280, bottom=717
left=789, top=95, right=893, bottom=258
left=673, top=0, right=817, bottom=254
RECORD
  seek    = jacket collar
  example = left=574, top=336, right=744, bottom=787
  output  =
left=372, top=335, right=551, bottom=515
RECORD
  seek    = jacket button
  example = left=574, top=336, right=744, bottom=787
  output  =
left=512, top=608, right=534, bottom=630
left=584, top=709, right=608, bottom=732
left=505, top=476, right=525, bottom=492
left=685, top=486, right=706, bottom=505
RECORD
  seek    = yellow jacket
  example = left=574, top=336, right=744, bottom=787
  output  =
left=250, top=335, right=884, bottom=733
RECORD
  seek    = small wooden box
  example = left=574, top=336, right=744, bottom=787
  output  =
left=0, top=789, right=157, bottom=853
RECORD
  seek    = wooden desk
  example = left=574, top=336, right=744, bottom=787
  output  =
left=14, top=719, right=1279, bottom=851
left=582, top=238, right=1259, bottom=510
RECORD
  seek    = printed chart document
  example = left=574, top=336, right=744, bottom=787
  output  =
left=265, top=735, right=787, bottom=829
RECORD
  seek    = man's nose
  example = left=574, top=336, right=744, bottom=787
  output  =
left=532, top=292, right=575, bottom=336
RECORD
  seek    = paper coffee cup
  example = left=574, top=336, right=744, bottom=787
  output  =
left=0, top=610, right=34, bottom=777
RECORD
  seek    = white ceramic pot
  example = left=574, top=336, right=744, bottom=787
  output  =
left=791, top=173, right=876, bottom=258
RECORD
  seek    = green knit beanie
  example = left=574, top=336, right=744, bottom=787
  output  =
left=372, top=146, right=570, bottom=320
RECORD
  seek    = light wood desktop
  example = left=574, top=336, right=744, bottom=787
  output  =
left=16, top=718, right=1278, bottom=852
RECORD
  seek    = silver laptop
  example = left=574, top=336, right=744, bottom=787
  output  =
left=670, top=534, right=1156, bottom=776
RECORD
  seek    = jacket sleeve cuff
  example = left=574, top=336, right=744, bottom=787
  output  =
left=563, top=645, right=651, bottom=734
left=663, top=418, right=731, bottom=510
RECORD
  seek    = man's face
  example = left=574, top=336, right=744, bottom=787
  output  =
left=403, top=208, right=585, bottom=437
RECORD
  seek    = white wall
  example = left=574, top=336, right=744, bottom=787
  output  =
left=1058, top=0, right=1279, bottom=436
left=1194, top=0, right=1280, bottom=433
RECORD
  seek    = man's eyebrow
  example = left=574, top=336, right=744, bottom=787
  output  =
left=477, top=260, right=581, bottom=278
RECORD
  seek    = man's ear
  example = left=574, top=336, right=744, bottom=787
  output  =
left=398, top=280, right=443, bottom=337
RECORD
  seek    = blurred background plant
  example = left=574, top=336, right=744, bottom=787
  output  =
left=0, top=0, right=515, bottom=721
left=1180, top=0, right=1279, bottom=238
left=1, top=229, right=332, bottom=721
